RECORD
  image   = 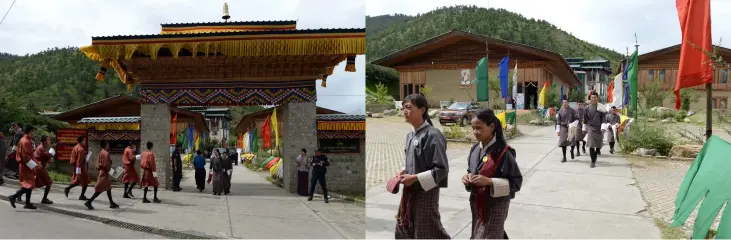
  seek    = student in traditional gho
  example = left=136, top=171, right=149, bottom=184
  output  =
left=140, top=141, right=161, bottom=203
left=122, top=141, right=139, bottom=198
left=582, top=92, right=605, bottom=168
left=556, top=99, right=579, bottom=162
left=222, top=152, right=232, bottom=195
left=8, top=125, right=39, bottom=209
left=463, top=109, right=523, bottom=239
left=394, top=94, right=450, bottom=239
left=84, top=140, right=119, bottom=210
left=604, top=106, right=621, bottom=154
left=64, top=135, right=91, bottom=200
left=33, top=135, right=55, bottom=204
left=574, top=102, right=587, bottom=157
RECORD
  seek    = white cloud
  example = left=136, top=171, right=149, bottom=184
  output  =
left=367, top=0, right=731, bottom=55
left=0, top=0, right=365, bottom=114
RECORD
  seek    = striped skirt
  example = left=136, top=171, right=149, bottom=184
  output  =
left=395, top=187, right=450, bottom=239
left=470, top=195, right=511, bottom=239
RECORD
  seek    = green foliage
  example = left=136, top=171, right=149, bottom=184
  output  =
left=365, top=63, right=400, bottom=98
left=420, top=85, right=433, bottom=98
left=228, top=106, right=266, bottom=134
left=568, top=89, right=585, bottom=102
left=618, top=121, right=674, bottom=156
left=366, top=83, right=395, bottom=105
left=638, top=79, right=669, bottom=109
left=671, top=88, right=700, bottom=111
left=443, top=124, right=467, bottom=140
left=675, top=110, right=688, bottom=122
left=366, top=6, right=623, bottom=67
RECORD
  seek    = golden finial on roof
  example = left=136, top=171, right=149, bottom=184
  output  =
left=222, top=3, right=231, bottom=22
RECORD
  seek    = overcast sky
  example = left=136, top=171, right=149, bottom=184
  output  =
left=0, top=0, right=365, bottom=114
left=368, top=0, right=731, bottom=56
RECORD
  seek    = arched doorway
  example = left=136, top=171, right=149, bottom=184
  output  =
left=524, top=81, right=539, bottom=109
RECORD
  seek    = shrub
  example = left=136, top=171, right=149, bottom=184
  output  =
left=443, top=124, right=466, bottom=140
left=675, top=110, right=688, bottom=122
left=619, top=121, right=674, bottom=155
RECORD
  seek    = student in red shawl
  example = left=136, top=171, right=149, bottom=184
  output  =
left=64, top=135, right=91, bottom=200
left=122, top=141, right=139, bottom=198
left=8, top=125, right=39, bottom=209
left=84, top=140, right=119, bottom=210
left=33, top=135, right=55, bottom=204
left=463, top=109, right=523, bottom=239
left=140, top=141, right=161, bottom=203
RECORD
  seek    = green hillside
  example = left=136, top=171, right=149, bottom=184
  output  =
left=366, top=6, right=625, bottom=96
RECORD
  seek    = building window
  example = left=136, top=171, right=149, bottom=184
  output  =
left=713, top=97, right=728, bottom=109
left=659, top=69, right=666, bottom=82
left=649, top=69, right=655, bottom=81
left=722, top=69, right=728, bottom=84
left=402, top=84, right=424, bottom=98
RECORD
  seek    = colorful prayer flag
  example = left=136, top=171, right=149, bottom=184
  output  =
left=499, top=56, right=510, bottom=98
left=675, top=0, right=714, bottom=110
left=476, top=57, right=489, bottom=101
left=628, top=49, right=639, bottom=117
left=272, top=108, right=279, bottom=149
left=538, top=81, right=548, bottom=109
left=512, top=62, right=518, bottom=99
left=170, top=113, right=178, bottom=145
left=611, top=73, right=624, bottom=108
left=261, top=116, right=272, bottom=150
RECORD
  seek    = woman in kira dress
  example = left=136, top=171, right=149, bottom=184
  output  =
left=394, top=94, right=450, bottom=239
left=84, top=140, right=119, bottom=210
left=556, top=99, right=579, bottom=162
left=463, top=109, right=523, bottom=239
left=140, top=141, right=161, bottom=203
left=209, top=149, right=225, bottom=196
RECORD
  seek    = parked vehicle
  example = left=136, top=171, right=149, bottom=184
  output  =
left=439, top=102, right=482, bottom=126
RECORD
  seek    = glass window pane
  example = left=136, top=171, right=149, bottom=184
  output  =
left=660, top=69, right=666, bottom=82
left=722, top=69, right=728, bottom=83
left=649, top=70, right=655, bottom=81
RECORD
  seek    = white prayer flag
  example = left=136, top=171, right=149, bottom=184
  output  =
left=512, top=62, right=518, bottom=98
left=611, top=73, right=624, bottom=108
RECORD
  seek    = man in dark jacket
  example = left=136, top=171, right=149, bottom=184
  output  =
left=171, top=144, right=183, bottom=191
left=308, top=148, right=330, bottom=203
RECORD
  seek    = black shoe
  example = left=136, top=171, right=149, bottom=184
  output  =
left=142, top=198, right=151, bottom=203
left=590, top=162, right=596, bottom=168
left=597, top=150, right=601, bottom=155
left=582, top=148, right=586, bottom=154
left=561, top=158, right=567, bottom=163
left=9, top=195, right=16, bottom=208
left=64, top=187, right=70, bottom=198
left=577, top=151, right=581, bottom=157
left=84, top=201, right=94, bottom=210
left=307, top=196, right=313, bottom=201
left=570, top=151, right=575, bottom=159
left=324, top=198, right=329, bottom=203
left=123, top=193, right=131, bottom=199
left=41, top=199, right=53, bottom=204
left=110, top=203, right=120, bottom=209
left=128, top=192, right=135, bottom=198
left=15, top=196, right=22, bottom=204
left=79, top=196, right=88, bottom=201
left=23, top=204, right=37, bottom=210
left=198, top=189, right=203, bottom=193
left=153, top=198, right=161, bottom=203
left=610, top=149, right=615, bottom=154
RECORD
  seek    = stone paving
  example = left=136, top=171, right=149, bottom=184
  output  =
left=628, top=157, right=723, bottom=236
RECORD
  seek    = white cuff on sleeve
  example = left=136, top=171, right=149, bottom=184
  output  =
left=75, top=168, right=81, bottom=174
left=86, top=152, right=92, bottom=161
left=490, top=178, right=511, bottom=197
left=416, top=170, right=438, bottom=191
left=49, top=148, right=56, bottom=156
left=26, top=160, right=37, bottom=169
left=11, top=146, right=17, bottom=151
left=582, top=125, right=587, bottom=132
left=555, top=125, right=561, bottom=133
left=571, top=120, right=579, bottom=126
left=153, top=172, right=158, bottom=178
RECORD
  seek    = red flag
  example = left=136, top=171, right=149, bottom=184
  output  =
left=675, top=0, right=714, bottom=110
left=607, top=81, right=615, bottom=103
left=261, top=115, right=272, bottom=149
left=170, top=113, right=178, bottom=144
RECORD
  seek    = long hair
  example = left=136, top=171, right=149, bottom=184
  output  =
left=474, top=109, right=506, bottom=147
left=404, top=94, right=433, bottom=126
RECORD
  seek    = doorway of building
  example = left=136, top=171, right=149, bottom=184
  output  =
left=524, top=81, right=539, bottom=109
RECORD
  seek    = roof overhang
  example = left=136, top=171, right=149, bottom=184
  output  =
left=233, top=106, right=345, bottom=134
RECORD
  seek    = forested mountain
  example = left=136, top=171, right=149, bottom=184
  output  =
left=366, top=6, right=625, bottom=96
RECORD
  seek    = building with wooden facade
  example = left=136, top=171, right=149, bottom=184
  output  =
left=371, top=30, right=581, bottom=109
left=566, top=58, right=613, bottom=102
left=631, top=44, right=731, bottom=110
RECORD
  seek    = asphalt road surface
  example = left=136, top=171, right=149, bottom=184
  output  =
left=0, top=205, right=161, bottom=239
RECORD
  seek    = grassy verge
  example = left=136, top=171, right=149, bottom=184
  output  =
left=653, top=218, right=686, bottom=239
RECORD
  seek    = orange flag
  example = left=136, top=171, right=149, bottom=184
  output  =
left=607, top=81, right=614, bottom=103
left=170, top=113, right=178, bottom=144
left=261, top=115, right=272, bottom=149
left=675, top=0, right=714, bottom=110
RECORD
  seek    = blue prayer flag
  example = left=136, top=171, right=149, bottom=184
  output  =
left=499, top=56, right=509, bottom=98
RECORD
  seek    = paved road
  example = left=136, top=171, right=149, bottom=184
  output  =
left=366, top=120, right=661, bottom=239
left=0, top=205, right=160, bottom=239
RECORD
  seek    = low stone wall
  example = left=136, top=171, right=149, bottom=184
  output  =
left=311, top=140, right=365, bottom=196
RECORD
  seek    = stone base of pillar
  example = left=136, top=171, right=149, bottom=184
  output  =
left=140, top=104, right=172, bottom=190
left=281, top=102, right=317, bottom=193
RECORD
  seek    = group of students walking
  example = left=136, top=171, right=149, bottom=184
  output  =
left=391, top=91, right=620, bottom=239
left=192, top=149, right=233, bottom=195
left=5, top=125, right=161, bottom=210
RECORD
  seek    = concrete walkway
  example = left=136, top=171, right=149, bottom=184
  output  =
left=0, top=164, right=364, bottom=239
left=366, top=126, right=661, bottom=239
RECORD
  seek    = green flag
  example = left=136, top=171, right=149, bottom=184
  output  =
left=505, top=111, right=516, bottom=125
left=671, top=135, right=731, bottom=239
left=628, top=49, right=639, bottom=117
left=552, top=83, right=558, bottom=107
left=476, top=57, right=488, bottom=101
left=181, top=129, right=188, bottom=150
left=251, top=127, right=259, bottom=152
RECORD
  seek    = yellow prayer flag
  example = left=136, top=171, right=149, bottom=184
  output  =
left=496, top=112, right=507, bottom=129
left=272, top=108, right=279, bottom=149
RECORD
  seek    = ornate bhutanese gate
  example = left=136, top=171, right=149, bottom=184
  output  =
left=80, top=14, right=365, bottom=190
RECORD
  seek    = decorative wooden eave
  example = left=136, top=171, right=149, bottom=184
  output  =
left=316, top=114, right=366, bottom=131
left=159, top=20, right=297, bottom=35
left=233, top=106, right=345, bottom=134
left=370, top=29, right=581, bottom=87
left=625, top=44, right=731, bottom=66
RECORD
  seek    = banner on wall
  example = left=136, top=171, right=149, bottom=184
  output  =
left=55, top=128, right=87, bottom=161
left=460, top=69, right=472, bottom=88
left=516, top=93, right=525, bottom=110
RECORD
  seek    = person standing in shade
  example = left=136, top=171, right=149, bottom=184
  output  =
left=209, top=149, right=225, bottom=195
left=308, top=148, right=330, bottom=203
left=64, top=136, right=91, bottom=200
left=394, top=94, right=450, bottom=239
left=8, top=123, right=23, bottom=179
left=85, top=140, right=119, bottom=210
left=193, top=151, right=207, bottom=192
left=222, top=152, right=232, bottom=195
left=556, top=100, right=579, bottom=162
left=296, top=148, right=310, bottom=196
left=463, top=109, right=523, bottom=239
left=574, top=102, right=587, bottom=157
left=605, top=106, right=621, bottom=154
left=33, top=135, right=55, bottom=204
left=140, top=142, right=161, bottom=203
left=583, top=92, right=605, bottom=168
left=122, top=141, right=139, bottom=198
left=8, top=125, right=39, bottom=209
left=0, top=132, right=6, bottom=186
left=171, top=144, right=183, bottom=192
